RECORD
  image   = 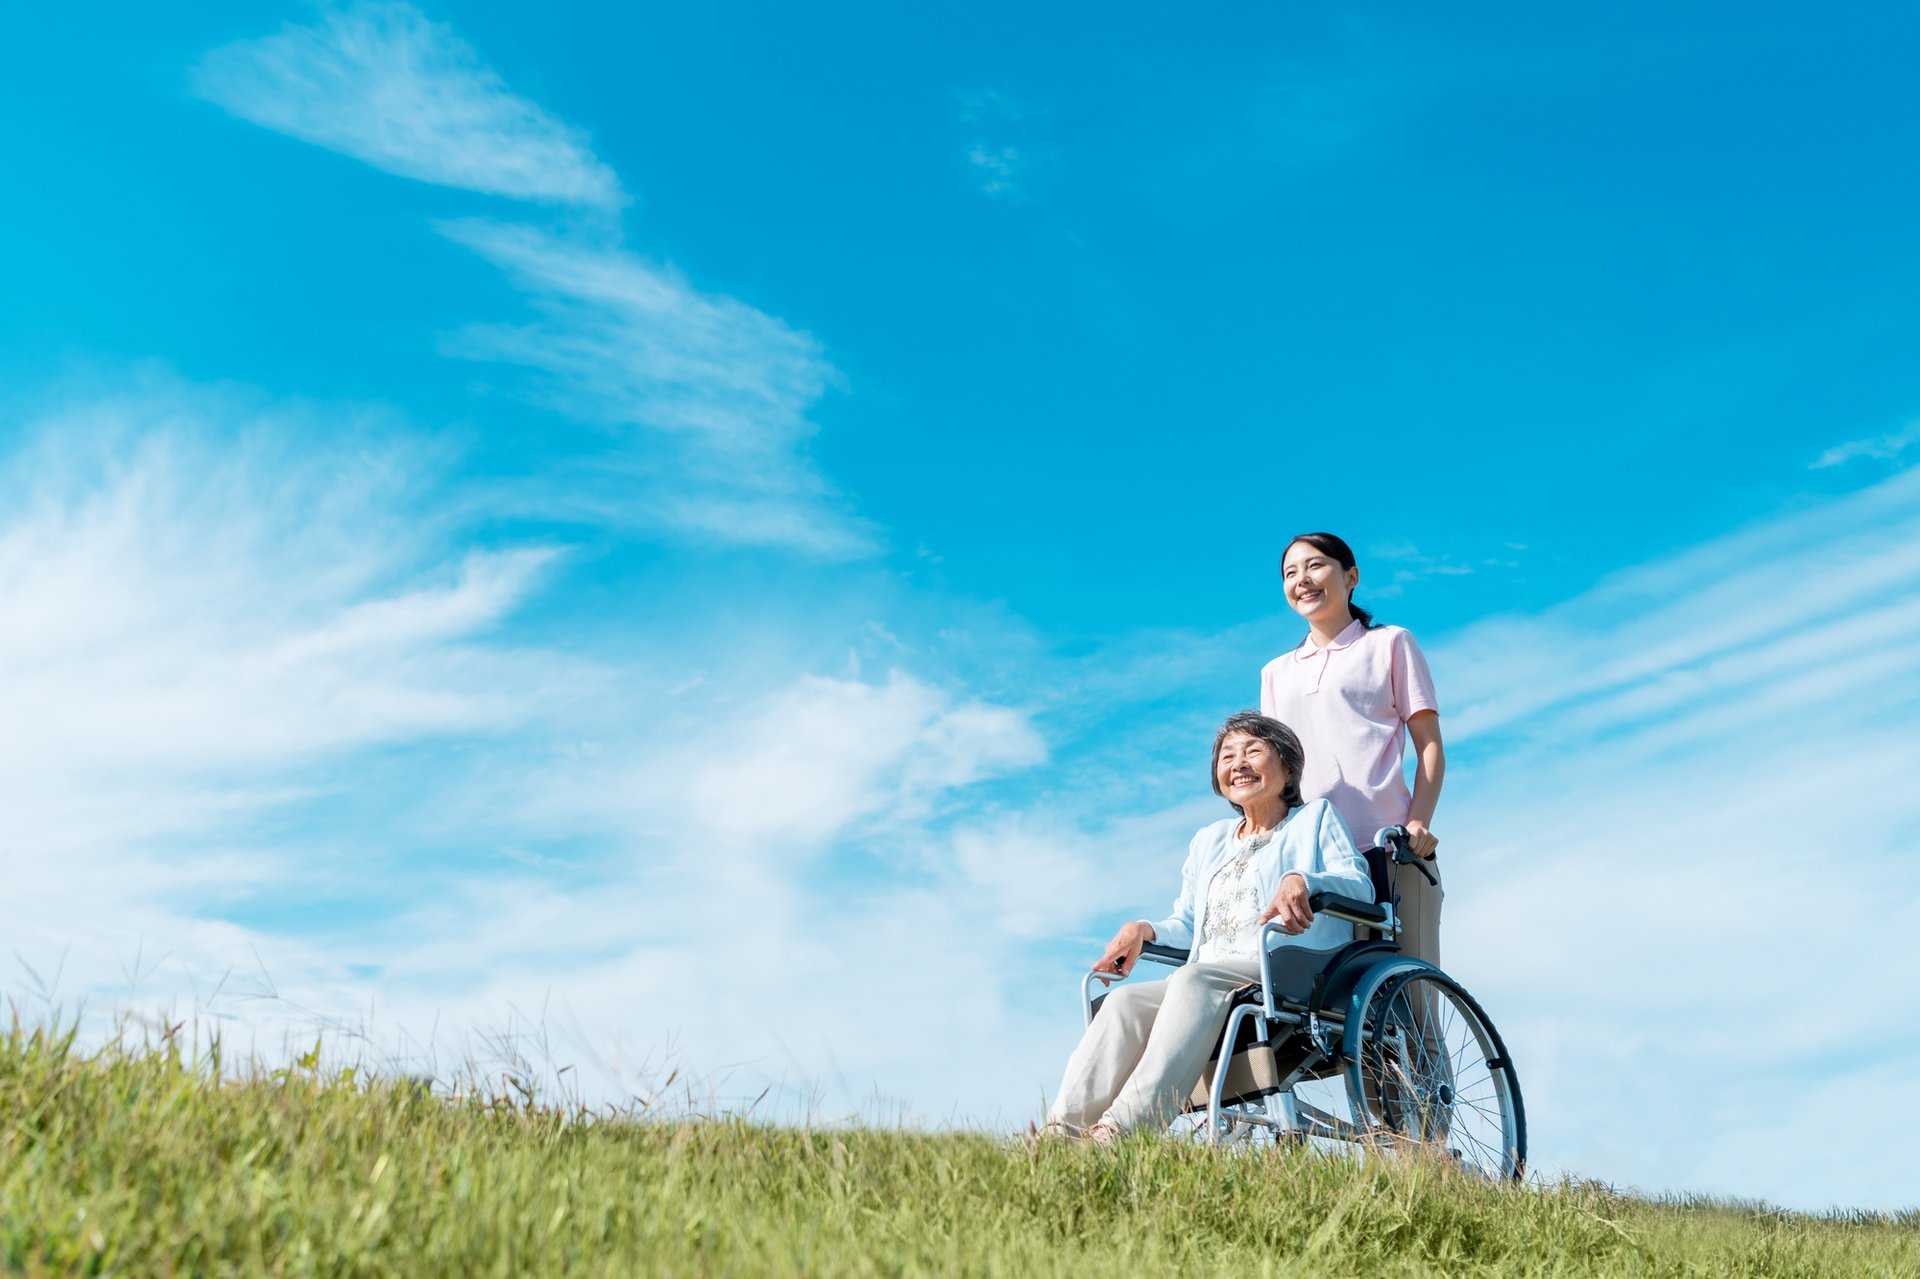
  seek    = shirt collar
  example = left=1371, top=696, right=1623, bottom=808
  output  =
left=1292, top=618, right=1368, bottom=658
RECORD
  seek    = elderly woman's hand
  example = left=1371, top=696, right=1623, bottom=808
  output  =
left=1257, top=872, right=1314, bottom=935
left=1094, top=921, right=1156, bottom=979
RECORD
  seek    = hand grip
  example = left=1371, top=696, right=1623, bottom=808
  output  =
left=1377, top=824, right=1438, bottom=885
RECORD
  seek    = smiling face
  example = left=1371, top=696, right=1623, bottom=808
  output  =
left=1213, top=731, right=1291, bottom=815
left=1282, top=539, right=1358, bottom=625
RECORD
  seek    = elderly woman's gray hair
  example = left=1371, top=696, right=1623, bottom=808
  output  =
left=1210, top=712, right=1306, bottom=813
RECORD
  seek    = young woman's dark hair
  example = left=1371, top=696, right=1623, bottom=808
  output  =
left=1284, top=532, right=1376, bottom=629
left=1209, top=711, right=1307, bottom=815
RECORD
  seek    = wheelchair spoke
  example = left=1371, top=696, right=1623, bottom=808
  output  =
left=1342, top=970, right=1526, bottom=1181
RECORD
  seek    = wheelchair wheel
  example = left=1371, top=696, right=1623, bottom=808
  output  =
left=1343, top=969, right=1526, bottom=1180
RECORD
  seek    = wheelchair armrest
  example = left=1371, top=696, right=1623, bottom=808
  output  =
left=1307, top=891, right=1388, bottom=927
left=1080, top=939, right=1192, bottom=1026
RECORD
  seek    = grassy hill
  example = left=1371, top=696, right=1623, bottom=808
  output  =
left=3, top=1022, right=1913, bottom=1276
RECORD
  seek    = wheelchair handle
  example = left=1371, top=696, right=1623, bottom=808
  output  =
left=1377, top=824, right=1439, bottom=887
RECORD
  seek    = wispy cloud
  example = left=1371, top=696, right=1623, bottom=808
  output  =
left=439, top=219, right=877, bottom=557
left=965, top=145, right=1023, bottom=197
left=1810, top=419, right=1920, bottom=469
left=0, top=376, right=578, bottom=1042
left=670, top=672, right=1044, bottom=846
left=0, top=376, right=1064, bottom=1122
left=191, top=2, right=624, bottom=208
left=0, top=384, right=564, bottom=781
left=957, top=89, right=1034, bottom=199
left=1438, top=465, right=1920, bottom=749
left=348, top=732, right=1174, bottom=1123
left=197, top=5, right=875, bottom=558
left=1422, top=463, right=1920, bottom=1209
left=1364, top=540, right=1483, bottom=598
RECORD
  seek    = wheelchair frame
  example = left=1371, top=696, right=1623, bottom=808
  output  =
left=1079, top=828, right=1527, bottom=1179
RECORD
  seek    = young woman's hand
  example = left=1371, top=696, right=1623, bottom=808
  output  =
left=1257, top=872, right=1314, bottom=934
left=1404, top=819, right=1439, bottom=859
left=1095, top=921, right=1155, bottom=978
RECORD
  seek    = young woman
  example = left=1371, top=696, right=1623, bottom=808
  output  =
left=1259, top=532, right=1447, bottom=966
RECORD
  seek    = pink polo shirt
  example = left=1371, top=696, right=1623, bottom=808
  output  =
left=1259, top=621, right=1439, bottom=850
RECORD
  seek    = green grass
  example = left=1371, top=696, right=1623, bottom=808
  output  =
left=3, top=1020, right=1914, bottom=1277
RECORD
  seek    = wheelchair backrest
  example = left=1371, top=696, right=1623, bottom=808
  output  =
left=1363, top=844, right=1395, bottom=912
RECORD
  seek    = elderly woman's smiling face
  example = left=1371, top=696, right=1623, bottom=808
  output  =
left=1214, top=730, right=1290, bottom=814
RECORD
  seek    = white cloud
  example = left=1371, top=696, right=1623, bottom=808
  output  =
left=940, top=802, right=1212, bottom=941
left=669, top=672, right=1045, bottom=847
left=0, top=379, right=1068, bottom=1125
left=957, top=89, right=1033, bottom=199
left=1363, top=540, right=1480, bottom=598
left=192, top=1, right=624, bottom=208
left=1811, top=419, right=1920, bottom=469
left=1442, top=746, right=1920, bottom=1211
left=355, top=875, right=1082, bottom=1121
left=338, top=791, right=1195, bottom=1124
left=1440, top=464, right=1920, bottom=749
left=966, top=145, right=1022, bottom=197
left=439, top=219, right=876, bottom=557
left=0, top=379, right=575, bottom=1038
left=1421, top=463, right=1920, bottom=1210
left=195, top=8, right=872, bottom=559
left=0, top=418, right=560, bottom=784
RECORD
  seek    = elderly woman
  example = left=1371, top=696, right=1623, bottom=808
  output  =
left=1045, top=712, right=1372, bottom=1140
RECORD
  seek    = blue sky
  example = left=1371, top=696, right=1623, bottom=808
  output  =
left=4, top=1, right=1918, bottom=1211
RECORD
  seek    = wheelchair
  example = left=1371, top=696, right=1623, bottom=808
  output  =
left=1078, top=827, right=1526, bottom=1180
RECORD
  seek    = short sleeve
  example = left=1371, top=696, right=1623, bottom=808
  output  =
left=1390, top=629, right=1440, bottom=723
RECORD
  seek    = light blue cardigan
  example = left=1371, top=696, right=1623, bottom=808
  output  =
left=1146, top=798, right=1374, bottom=959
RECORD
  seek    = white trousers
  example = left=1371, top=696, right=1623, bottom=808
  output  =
left=1046, top=957, right=1263, bottom=1135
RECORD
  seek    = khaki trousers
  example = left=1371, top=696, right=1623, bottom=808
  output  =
left=1364, top=862, right=1446, bottom=1129
left=1047, top=957, right=1263, bottom=1135
left=1392, top=859, right=1443, bottom=967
